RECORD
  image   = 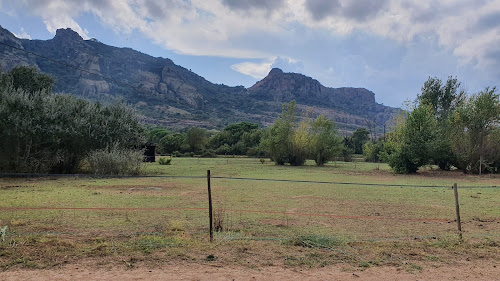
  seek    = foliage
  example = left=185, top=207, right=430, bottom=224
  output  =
left=449, top=87, right=500, bottom=173
left=158, top=157, right=172, bottom=165
left=146, top=128, right=170, bottom=153
left=200, top=149, right=217, bottom=158
left=261, top=101, right=343, bottom=166
left=85, top=144, right=144, bottom=175
left=381, top=105, right=437, bottom=173
left=208, top=122, right=262, bottom=155
left=0, top=66, right=54, bottom=93
left=261, top=101, right=297, bottom=165
left=417, top=76, right=465, bottom=170
left=348, top=128, right=370, bottom=154
left=289, top=118, right=310, bottom=166
left=363, top=141, right=384, bottom=162
left=159, top=133, right=187, bottom=154
left=0, top=67, right=145, bottom=173
left=309, top=115, right=342, bottom=166
left=186, top=127, right=206, bottom=153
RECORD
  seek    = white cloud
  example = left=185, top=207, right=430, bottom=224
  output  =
left=7, top=0, right=500, bottom=92
left=231, top=58, right=275, bottom=79
left=43, top=16, right=90, bottom=39
left=13, top=28, right=31, bottom=39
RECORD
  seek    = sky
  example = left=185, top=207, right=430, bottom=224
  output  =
left=1, top=0, right=499, bottom=108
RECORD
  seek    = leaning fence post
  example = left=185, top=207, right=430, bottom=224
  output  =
left=453, top=183, right=462, bottom=240
left=207, top=170, right=213, bottom=242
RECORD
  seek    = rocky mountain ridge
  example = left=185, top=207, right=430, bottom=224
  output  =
left=0, top=25, right=397, bottom=132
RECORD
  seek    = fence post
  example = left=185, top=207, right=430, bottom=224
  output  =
left=453, top=183, right=462, bottom=240
left=207, top=170, right=213, bottom=242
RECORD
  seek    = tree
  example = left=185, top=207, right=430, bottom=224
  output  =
left=186, top=127, right=206, bottom=152
left=147, top=128, right=170, bottom=144
left=363, top=140, right=383, bottom=162
left=309, top=115, right=342, bottom=166
left=0, top=72, right=145, bottom=173
left=261, top=101, right=296, bottom=165
left=1, top=66, right=54, bottom=93
left=381, top=104, right=437, bottom=173
left=289, top=118, right=309, bottom=166
left=449, top=87, right=500, bottom=174
left=417, top=76, right=465, bottom=170
left=208, top=122, right=261, bottom=155
left=159, top=133, right=186, bottom=154
left=350, top=128, right=370, bottom=154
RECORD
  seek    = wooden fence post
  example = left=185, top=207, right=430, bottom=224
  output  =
left=453, top=183, right=462, bottom=240
left=207, top=170, right=213, bottom=242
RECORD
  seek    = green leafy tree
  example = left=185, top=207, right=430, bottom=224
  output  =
left=350, top=128, right=370, bottom=154
left=289, top=118, right=310, bottom=166
left=261, top=101, right=297, bottom=165
left=147, top=128, right=170, bottom=145
left=159, top=133, right=186, bottom=154
left=449, top=87, right=500, bottom=174
left=186, top=127, right=206, bottom=153
left=1, top=66, right=54, bottom=93
left=381, top=104, right=437, bottom=173
left=417, top=76, right=465, bottom=169
left=208, top=122, right=261, bottom=155
left=363, top=140, right=384, bottom=162
left=309, top=115, right=342, bottom=166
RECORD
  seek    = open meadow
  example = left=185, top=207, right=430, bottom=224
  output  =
left=1, top=157, right=500, bottom=278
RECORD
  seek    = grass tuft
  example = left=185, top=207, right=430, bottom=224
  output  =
left=285, top=234, right=348, bottom=249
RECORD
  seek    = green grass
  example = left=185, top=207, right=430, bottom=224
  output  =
left=1, top=157, right=499, bottom=269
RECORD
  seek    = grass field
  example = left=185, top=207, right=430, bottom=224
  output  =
left=1, top=157, right=499, bottom=271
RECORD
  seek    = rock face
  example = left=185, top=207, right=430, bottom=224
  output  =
left=248, top=68, right=394, bottom=129
left=0, top=25, right=397, bottom=131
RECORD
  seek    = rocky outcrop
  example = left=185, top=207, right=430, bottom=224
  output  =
left=0, top=25, right=397, bottom=131
left=248, top=68, right=394, bottom=125
left=0, top=27, right=36, bottom=71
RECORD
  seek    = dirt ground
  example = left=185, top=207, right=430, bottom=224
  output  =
left=1, top=261, right=499, bottom=281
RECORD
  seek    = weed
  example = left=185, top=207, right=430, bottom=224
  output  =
left=158, top=158, right=172, bottom=165
left=10, top=219, right=27, bottom=227
left=214, top=209, right=226, bottom=232
left=168, top=220, right=185, bottom=232
left=286, top=234, right=347, bottom=250
left=359, top=261, right=371, bottom=268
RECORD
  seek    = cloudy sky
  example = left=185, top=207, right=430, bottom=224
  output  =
left=1, top=0, right=499, bottom=107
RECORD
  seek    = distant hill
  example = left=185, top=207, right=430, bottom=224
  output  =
left=0, top=25, right=397, bottom=133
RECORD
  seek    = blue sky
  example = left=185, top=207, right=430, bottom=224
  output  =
left=1, top=0, right=499, bottom=108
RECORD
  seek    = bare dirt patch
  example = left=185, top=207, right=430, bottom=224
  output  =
left=1, top=261, right=499, bottom=281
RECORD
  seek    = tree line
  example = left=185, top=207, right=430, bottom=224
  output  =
left=381, top=77, right=500, bottom=174
left=2, top=66, right=498, bottom=175
left=148, top=100, right=370, bottom=165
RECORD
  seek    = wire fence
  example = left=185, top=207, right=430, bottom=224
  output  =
left=1, top=172, right=499, bottom=244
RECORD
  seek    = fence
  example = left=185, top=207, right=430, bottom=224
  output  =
left=1, top=171, right=499, bottom=245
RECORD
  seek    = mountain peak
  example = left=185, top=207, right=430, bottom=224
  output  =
left=268, top=68, right=283, bottom=75
left=54, top=28, right=83, bottom=41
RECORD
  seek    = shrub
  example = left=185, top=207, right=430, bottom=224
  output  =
left=158, top=158, right=172, bottom=165
left=0, top=67, right=145, bottom=173
left=86, top=144, right=144, bottom=175
left=200, top=150, right=217, bottom=158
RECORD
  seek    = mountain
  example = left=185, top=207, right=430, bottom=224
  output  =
left=0, top=25, right=397, bottom=133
